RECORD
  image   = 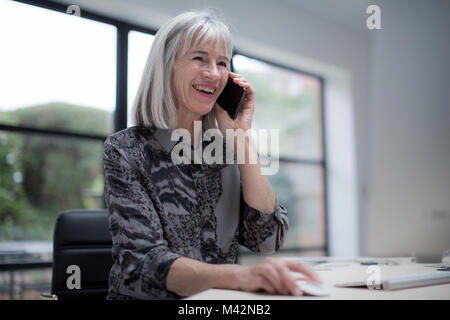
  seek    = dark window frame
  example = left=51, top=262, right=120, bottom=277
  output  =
left=4, top=0, right=329, bottom=257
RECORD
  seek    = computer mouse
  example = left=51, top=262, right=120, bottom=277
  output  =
left=296, top=280, right=331, bottom=297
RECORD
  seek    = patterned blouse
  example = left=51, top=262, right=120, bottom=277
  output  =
left=103, top=125, right=289, bottom=300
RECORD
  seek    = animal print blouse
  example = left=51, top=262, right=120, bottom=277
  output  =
left=103, top=125, right=288, bottom=300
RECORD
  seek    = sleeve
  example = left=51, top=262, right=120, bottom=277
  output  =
left=238, top=188, right=289, bottom=254
left=103, top=137, right=182, bottom=300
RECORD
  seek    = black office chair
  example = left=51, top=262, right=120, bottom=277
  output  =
left=50, top=209, right=113, bottom=300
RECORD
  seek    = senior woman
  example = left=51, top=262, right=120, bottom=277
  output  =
left=103, top=10, right=321, bottom=300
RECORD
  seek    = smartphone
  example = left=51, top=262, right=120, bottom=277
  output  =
left=216, top=76, right=246, bottom=120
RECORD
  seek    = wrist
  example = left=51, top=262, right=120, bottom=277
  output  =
left=212, top=264, right=244, bottom=291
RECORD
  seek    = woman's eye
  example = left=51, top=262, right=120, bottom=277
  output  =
left=193, top=56, right=204, bottom=62
left=218, top=62, right=227, bottom=67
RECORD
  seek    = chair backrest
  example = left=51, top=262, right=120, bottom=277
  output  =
left=51, top=209, right=113, bottom=300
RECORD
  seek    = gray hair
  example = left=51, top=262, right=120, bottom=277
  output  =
left=132, top=9, right=233, bottom=130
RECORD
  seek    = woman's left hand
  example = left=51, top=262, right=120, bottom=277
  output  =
left=215, top=72, right=255, bottom=134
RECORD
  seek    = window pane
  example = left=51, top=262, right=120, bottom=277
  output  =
left=232, top=54, right=323, bottom=160
left=0, top=1, right=116, bottom=136
left=0, top=131, right=104, bottom=241
left=267, top=162, right=326, bottom=249
left=127, top=30, right=154, bottom=127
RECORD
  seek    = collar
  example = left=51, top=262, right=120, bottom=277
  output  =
left=149, top=125, right=230, bottom=170
left=151, top=126, right=180, bottom=153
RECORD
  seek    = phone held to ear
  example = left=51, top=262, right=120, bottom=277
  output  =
left=216, top=76, right=246, bottom=120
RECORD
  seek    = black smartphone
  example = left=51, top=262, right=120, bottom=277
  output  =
left=216, top=76, right=246, bottom=120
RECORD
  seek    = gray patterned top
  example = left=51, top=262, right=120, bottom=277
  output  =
left=103, top=125, right=289, bottom=300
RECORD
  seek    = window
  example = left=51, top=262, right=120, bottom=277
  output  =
left=232, top=54, right=327, bottom=257
left=0, top=0, right=115, bottom=238
left=0, top=0, right=116, bottom=299
left=127, top=30, right=155, bottom=127
left=0, top=0, right=116, bottom=135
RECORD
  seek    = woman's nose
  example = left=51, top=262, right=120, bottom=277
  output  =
left=203, top=64, right=220, bottom=80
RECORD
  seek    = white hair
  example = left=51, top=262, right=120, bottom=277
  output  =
left=132, top=9, right=233, bottom=130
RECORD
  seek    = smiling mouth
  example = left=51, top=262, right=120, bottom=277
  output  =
left=192, top=85, right=216, bottom=95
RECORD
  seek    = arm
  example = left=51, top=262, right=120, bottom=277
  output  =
left=166, top=257, right=241, bottom=296
left=237, top=134, right=276, bottom=214
left=216, top=73, right=288, bottom=253
left=216, top=74, right=276, bottom=214
left=104, top=136, right=182, bottom=299
left=166, top=256, right=322, bottom=297
left=238, top=134, right=289, bottom=252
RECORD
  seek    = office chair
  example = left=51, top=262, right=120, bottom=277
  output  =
left=50, top=209, right=113, bottom=300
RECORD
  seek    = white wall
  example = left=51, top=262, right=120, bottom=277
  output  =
left=365, top=0, right=450, bottom=257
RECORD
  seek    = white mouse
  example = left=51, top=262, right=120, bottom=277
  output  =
left=296, top=280, right=331, bottom=297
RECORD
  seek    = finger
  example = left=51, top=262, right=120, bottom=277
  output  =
left=256, top=275, right=276, bottom=294
left=231, top=76, right=246, bottom=82
left=268, top=260, right=290, bottom=295
left=260, top=264, right=288, bottom=295
left=278, top=264, right=303, bottom=296
left=286, top=260, right=323, bottom=283
left=232, top=78, right=248, bottom=87
left=229, top=75, right=254, bottom=92
left=264, top=259, right=295, bottom=296
left=234, top=80, right=255, bottom=97
left=229, top=74, right=246, bottom=83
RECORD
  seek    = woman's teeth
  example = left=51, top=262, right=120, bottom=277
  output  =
left=193, top=85, right=215, bottom=94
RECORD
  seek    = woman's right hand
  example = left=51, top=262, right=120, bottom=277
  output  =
left=235, top=258, right=322, bottom=296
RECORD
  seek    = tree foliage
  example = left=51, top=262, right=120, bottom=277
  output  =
left=0, top=103, right=111, bottom=240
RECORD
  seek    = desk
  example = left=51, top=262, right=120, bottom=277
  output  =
left=186, top=257, right=450, bottom=300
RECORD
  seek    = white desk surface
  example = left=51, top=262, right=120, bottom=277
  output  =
left=186, top=257, right=450, bottom=300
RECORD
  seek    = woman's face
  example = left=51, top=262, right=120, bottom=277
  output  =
left=171, top=41, right=230, bottom=122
